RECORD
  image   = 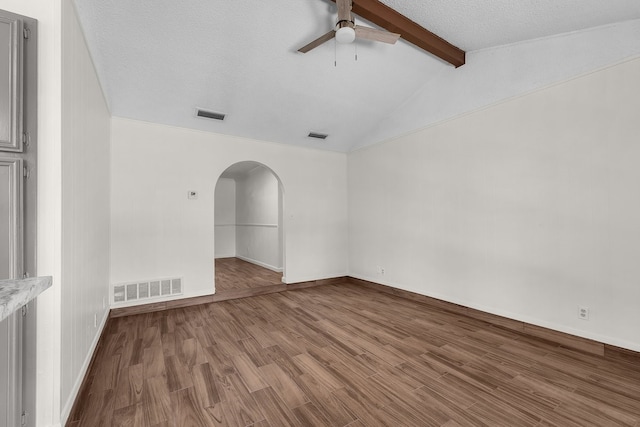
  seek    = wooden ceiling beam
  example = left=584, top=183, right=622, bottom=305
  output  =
left=331, top=0, right=465, bottom=67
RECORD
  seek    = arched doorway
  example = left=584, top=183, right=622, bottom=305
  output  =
left=214, top=161, right=285, bottom=293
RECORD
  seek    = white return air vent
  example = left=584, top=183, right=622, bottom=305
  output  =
left=112, top=277, right=183, bottom=304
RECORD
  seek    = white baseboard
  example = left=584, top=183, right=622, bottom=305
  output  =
left=236, top=255, right=283, bottom=273
left=348, top=273, right=640, bottom=354
left=60, top=308, right=109, bottom=425
left=284, top=273, right=348, bottom=284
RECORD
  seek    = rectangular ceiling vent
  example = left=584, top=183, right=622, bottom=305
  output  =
left=308, top=132, right=328, bottom=140
left=112, top=277, right=183, bottom=305
left=197, top=109, right=226, bottom=121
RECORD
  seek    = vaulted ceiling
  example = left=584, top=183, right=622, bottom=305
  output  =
left=73, top=0, right=640, bottom=152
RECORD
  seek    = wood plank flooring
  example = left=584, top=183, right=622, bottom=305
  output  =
left=68, top=282, right=640, bottom=426
left=215, top=258, right=283, bottom=292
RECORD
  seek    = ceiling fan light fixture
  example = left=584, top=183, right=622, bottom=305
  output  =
left=335, top=26, right=356, bottom=44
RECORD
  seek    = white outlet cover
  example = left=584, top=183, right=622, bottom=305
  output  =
left=578, top=306, right=590, bottom=320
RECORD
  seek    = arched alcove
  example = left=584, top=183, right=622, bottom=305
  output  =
left=214, top=161, right=285, bottom=293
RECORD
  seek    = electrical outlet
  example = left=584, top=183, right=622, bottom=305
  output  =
left=94, top=313, right=98, bottom=328
left=380, top=267, right=385, bottom=275
left=578, top=306, right=589, bottom=320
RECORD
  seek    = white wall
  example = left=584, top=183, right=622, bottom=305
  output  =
left=349, top=57, right=640, bottom=352
left=0, top=0, right=63, bottom=425
left=60, top=0, right=111, bottom=422
left=235, top=166, right=282, bottom=271
left=214, top=178, right=235, bottom=258
left=111, top=118, right=348, bottom=300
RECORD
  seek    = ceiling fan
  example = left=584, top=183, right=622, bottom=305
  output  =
left=297, top=0, right=466, bottom=68
left=298, top=0, right=400, bottom=53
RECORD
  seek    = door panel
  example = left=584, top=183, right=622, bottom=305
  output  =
left=0, top=158, right=22, bottom=279
left=0, top=13, right=23, bottom=152
left=1, top=158, right=22, bottom=427
left=0, top=313, right=22, bottom=427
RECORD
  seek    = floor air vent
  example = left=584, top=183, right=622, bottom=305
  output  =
left=113, top=277, right=183, bottom=304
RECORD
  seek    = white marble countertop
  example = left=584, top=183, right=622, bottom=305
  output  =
left=0, top=276, right=52, bottom=322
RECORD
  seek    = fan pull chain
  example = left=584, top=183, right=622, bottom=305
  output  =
left=355, top=40, right=358, bottom=61
left=334, top=38, right=337, bottom=67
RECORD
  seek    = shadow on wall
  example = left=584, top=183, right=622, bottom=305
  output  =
left=214, top=161, right=285, bottom=278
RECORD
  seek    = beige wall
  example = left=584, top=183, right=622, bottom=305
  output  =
left=110, top=118, right=348, bottom=301
left=60, top=0, right=111, bottom=421
left=214, top=178, right=236, bottom=258
left=235, top=166, right=282, bottom=271
left=349, top=58, right=640, bottom=351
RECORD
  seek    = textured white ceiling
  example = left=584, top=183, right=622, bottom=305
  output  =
left=73, top=0, right=640, bottom=152
left=381, top=0, right=640, bottom=50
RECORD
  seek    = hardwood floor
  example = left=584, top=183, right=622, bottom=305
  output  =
left=215, top=258, right=283, bottom=292
left=68, top=282, right=640, bottom=426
